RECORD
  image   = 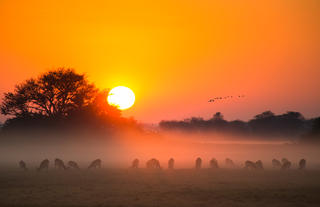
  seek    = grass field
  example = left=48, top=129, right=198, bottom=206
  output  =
left=0, top=168, right=320, bottom=207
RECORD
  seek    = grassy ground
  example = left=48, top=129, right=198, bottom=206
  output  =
left=0, top=168, right=320, bottom=207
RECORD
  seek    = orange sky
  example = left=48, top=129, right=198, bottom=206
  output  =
left=0, top=0, right=319, bottom=124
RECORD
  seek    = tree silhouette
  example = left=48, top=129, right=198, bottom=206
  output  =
left=310, top=118, right=320, bottom=135
left=0, top=68, right=137, bottom=133
left=254, top=111, right=275, bottom=119
left=248, top=111, right=305, bottom=136
left=301, top=117, right=320, bottom=143
left=159, top=111, right=315, bottom=139
left=212, top=112, right=224, bottom=121
left=1, top=68, right=97, bottom=119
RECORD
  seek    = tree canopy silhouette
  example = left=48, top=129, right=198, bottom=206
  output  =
left=0, top=68, right=137, bottom=133
left=159, top=111, right=316, bottom=139
left=301, top=117, right=320, bottom=143
left=1, top=68, right=98, bottom=118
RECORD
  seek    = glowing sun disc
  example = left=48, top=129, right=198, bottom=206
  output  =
left=107, top=86, right=135, bottom=110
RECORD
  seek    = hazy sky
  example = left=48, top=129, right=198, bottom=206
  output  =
left=0, top=0, right=319, bottom=124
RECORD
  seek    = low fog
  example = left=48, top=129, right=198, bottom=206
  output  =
left=1, top=130, right=319, bottom=170
left=1, top=69, right=318, bottom=171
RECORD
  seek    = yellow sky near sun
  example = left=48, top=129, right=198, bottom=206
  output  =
left=0, top=0, right=319, bottom=123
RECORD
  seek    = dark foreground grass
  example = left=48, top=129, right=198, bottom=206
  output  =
left=0, top=168, right=320, bottom=207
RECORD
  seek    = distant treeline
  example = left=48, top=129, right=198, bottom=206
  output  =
left=160, top=111, right=320, bottom=141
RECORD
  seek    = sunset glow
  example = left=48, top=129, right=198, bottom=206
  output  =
left=107, top=86, right=135, bottom=110
left=0, top=0, right=319, bottom=123
left=0, top=2, right=320, bottom=207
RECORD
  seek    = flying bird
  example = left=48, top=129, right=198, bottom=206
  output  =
left=208, top=95, right=246, bottom=103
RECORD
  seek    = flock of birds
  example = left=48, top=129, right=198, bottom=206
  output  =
left=208, top=95, right=245, bottom=103
left=18, top=157, right=306, bottom=171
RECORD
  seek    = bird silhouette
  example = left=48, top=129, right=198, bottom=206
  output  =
left=208, top=95, right=246, bottom=103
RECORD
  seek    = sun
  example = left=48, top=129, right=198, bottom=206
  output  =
left=107, top=86, right=135, bottom=110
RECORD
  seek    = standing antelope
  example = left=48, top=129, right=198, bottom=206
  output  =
left=244, top=160, right=257, bottom=170
left=299, top=159, right=306, bottom=170
left=88, top=159, right=102, bottom=169
left=272, top=159, right=282, bottom=168
left=255, top=160, right=264, bottom=170
left=68, top=161, right=80, bottom=169
left=225, top=158, right=235, bottom=168
left=281, top=159, right=291, bottom=170
left=168, top=158, right=175, bottom=169
left=131, top=159, right=139, bottom=168
left=55, top=158, right=67, bottom=170
left=146, top=158, right=161, bottom=169
left=19, top=160, right=27, bottom=171
left=195, top=157, right=202, bottom=169
left=209, top=158, right=219, bottom=169
left=37, top=159, right=49, bottom=172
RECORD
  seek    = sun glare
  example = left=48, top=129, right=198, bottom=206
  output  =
left=107, top=86, right=135, bottom=110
